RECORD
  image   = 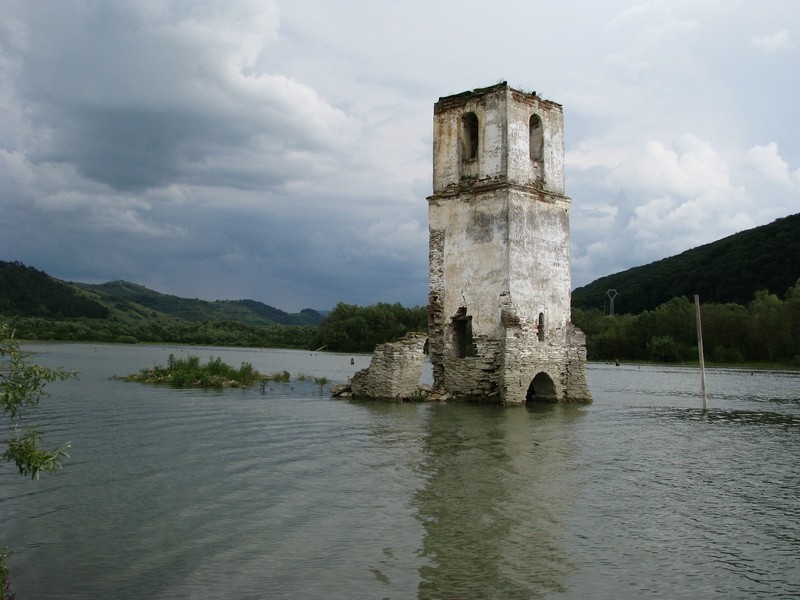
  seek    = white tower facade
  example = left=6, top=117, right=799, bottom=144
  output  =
left=427, top=83, right=591, bottom=404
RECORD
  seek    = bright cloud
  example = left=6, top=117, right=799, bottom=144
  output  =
left=744, top=143, right=797, bottom=187
left=750, top=30, right=796, bottom=51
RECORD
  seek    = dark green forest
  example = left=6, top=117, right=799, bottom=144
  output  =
left=5, top=314, right=319, bottom=349
left=0, top=260, right=322, bottom=349
left=572, top=213, right=800, bottom=314
left=74, top=280, right=322, bottom=326
left=0, top=262, right=109, bottom=319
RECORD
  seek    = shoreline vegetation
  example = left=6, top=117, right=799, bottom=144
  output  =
left=3, top=282, right=800, bottom=370
left=114, top=354, right=330, bottom=390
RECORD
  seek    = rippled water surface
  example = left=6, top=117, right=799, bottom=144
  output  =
left=1, top=344, right=798, bottom=598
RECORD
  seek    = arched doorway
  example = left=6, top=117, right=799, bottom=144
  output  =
left=526, top=372, right=557, bottom=403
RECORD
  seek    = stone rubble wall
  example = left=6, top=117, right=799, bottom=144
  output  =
left=500, top=318, right=592, bottom=404
left=563, top=323, right=592, bottom=402
left=349, top=333, right=427, bottom=401
left=502, top=319, right=564, bottom=404
left=428, top=228, right=446, bottom=386
left=438, top=335, right=502, bottom=402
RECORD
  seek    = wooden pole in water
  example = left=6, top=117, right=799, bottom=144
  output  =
left=694, top=294, right=708, bottom=411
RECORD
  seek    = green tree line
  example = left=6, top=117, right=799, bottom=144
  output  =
left=4, top=316, right=318, bottom=350
left=3, top=303, right=428, bottom=352
left=6, top=285, right=800, bottom=367
left=311, top=302, right=427, bottom=353
left=573, top=280, right=800, bottom=365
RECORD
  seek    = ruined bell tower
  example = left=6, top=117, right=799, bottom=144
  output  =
left=427, top=82, right=592, bottom=404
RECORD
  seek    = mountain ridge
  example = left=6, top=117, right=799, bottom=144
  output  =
left=0, top=261, right=323, bottom=327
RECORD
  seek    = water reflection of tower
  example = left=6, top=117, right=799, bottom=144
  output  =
left=412, top=404, right=585, bottom=599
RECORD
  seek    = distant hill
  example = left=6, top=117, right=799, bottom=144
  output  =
left=572, top=213, right=800, bottom=314
left=75, top=280, right=323, bottom=326
left=0, top=261, right=323, bottom=327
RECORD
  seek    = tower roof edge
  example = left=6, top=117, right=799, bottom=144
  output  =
left=434, top=82, right=561, bottom=113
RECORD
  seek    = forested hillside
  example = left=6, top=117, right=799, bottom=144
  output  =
left=0, top=261, right=321, bottom=348
left=3, top=210, right=799, bottom=366
left=572, top=213, right=800, bottom=314
left=0, top=261, right=109, bottom=318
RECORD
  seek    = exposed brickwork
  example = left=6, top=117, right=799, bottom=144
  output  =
left=349, top=333, right=427, bottom=401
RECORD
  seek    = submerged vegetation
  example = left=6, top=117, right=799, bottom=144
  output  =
left=119, top=354, right=265, bottom=389
left=1, top=547, right=13, bottom=600
left=116, top=354, right=321, bottom=390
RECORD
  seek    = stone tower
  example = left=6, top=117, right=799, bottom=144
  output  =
left=427, top=82, right=592, bottom=404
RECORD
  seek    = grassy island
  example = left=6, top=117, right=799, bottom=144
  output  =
left=117, top=354, right=286, bottom=389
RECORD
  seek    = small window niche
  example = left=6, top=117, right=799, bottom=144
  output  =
left=452, top=307, right=476, bottom=358
left=537, top=312, right=545, bottom=342
left=461, top=112, right=479, bottom=162
left=529, top=114, right=543, bottom=162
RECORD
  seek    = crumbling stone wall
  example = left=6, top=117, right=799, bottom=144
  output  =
left=349, top=333, right=427, bottom=401
left=500, top=318, right=591, bottom=404
left=427, top=82, right=592, bottom=405
left=563, top=323, right=592, bottom=401
left=428, top=228, right=446, bottom=386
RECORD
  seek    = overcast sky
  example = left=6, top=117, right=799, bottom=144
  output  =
left=1, top=1, right=798, bottom=311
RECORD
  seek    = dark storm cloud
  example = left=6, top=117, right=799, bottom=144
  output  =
left=47, top=107, right=202, bottom=191
left=1, top=0, right=798, bottom=311
left=6, top=1, right=349, bottom=193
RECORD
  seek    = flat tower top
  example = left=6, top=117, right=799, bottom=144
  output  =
left=435, top=81, right=562, bottom=114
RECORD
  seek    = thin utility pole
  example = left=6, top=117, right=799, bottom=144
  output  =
left=694, top=294, right=708, bottom=411
left=605, top=289, right=618, bottom=316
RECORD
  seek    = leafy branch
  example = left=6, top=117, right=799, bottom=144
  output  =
left=1, top=324, right=76, bottom=479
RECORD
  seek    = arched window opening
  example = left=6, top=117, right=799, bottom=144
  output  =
left=526, top=372, right=557, bottom=403
left=452, top=307, right=476, bottom=358
left=461, top=112, right=479, bottom=161
left=537, top=312, right=545, bottom=342
left=529, top=114, right=543, bottom=162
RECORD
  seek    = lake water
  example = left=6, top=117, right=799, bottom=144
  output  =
left=1, top=343, right=799, bottom=599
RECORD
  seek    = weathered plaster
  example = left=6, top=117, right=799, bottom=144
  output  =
left=428, top=82, right=591, bottom=405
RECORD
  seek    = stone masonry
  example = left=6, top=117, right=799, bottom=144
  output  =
left=349, top=333, right=427, bottom=401
left=427, top=82, right=592, bottom=404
